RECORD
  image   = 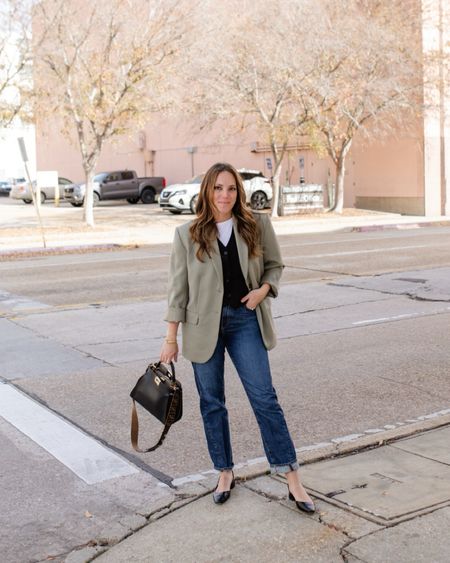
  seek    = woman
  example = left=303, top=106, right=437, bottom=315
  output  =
left=160, top=162, right=315, bottom=513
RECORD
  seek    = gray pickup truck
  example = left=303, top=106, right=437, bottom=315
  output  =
left=64, top=170, right=166, bottom=206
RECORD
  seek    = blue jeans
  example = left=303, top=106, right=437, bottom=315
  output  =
left=192, top=304, right=299, bottom=474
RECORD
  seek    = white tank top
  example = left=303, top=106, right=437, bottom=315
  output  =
left=216, top=217, right=233, bottom=246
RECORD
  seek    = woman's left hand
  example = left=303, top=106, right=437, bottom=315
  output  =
left=241, top=283, right=270, bottom=310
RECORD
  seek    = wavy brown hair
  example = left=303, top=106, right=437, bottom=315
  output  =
left=189, top=162, right=261, bottom=262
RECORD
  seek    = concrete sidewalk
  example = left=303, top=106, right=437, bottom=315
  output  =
left=1, top=199, right=450, bottom=256
left=66, top=423, right=450, bottom=563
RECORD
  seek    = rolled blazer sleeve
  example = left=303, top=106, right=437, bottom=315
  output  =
left=259, top=214, right=284, bottom=298
left=164, top=227, right=188, bottom=322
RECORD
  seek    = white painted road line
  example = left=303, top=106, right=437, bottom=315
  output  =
left=0, top=383, right=138, bottom=484
left=352, top=306, right=450, bottom=327
left=353, top=313, right=419, bottom=326
left=353, top=306, right=450, bottom=327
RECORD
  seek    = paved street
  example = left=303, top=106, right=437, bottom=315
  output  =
left=1, top=210, right=450, bottom=562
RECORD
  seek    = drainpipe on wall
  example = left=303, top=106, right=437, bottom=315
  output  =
left=422, top=0, right=442, bottom=217
left=440, top=0, right=450, bottom=216
left=187, top=146, right=197, bottom=177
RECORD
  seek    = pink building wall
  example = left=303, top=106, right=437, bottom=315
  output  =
left=351, top=135, right=425, bottom=215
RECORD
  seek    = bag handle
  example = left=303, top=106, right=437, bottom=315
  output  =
left=152, top=360, right=176, bottom=383
left=130, top=372, right=180, bottom=453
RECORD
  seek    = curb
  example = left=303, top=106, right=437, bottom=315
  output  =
left=222, top=412, right=450, bottom=484
left=296, top=411, right=450, bottom=466
left=0, top=244, right=135, bottom=260
left=350, top=220, right=450, bottom=233
left=64, top=413, right=450, bottom=562
left=170, top=410, right=450, bottom=487
left=1, top=217, right=449, bottom=260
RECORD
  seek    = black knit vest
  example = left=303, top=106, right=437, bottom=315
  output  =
left=217, top=230, right=249, bottom=308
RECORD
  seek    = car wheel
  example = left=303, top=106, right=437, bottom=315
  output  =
left=93, top=192, right=100, bottom=206
left=141, top=188, right=155, bottom=204
left=250, top=191, right=268, bottom=210
left=71, top=202, right=83, bottom=207
left=127, top=197, right=139, bottom=204
left=190, top=194, right=198, bottom=214
left=40, top=192, right=46, bottom=204
left=23, top=199, right=32, bottom=204
left=169, top=209, right=182, bottom=214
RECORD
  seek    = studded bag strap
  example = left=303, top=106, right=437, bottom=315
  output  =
left=130, top=387, right=181, bottom=453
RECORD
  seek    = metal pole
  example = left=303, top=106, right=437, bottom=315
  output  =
left=18, top=137, right=47, bottom=248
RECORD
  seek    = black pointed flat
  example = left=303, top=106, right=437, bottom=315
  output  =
left=288, top=488, right=315, bottom=514
left=213, top=471, right=235, bottom=504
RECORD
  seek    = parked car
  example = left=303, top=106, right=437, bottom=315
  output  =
left=159, top=174, right=204, bottom=214
left=9, top=177, right=75, bottom=204
left=0, top=180, right=13, bottom=196
left=159, top=169, right=273, bottom=214
left=64, top=170, right=166, bottom=206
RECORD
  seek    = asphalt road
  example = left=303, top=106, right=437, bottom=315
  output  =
left=1, top=226, right=450, bottom=303
left=1, top=225, right=450, bottom=562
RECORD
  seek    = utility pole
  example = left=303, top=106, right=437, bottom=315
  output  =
left=18, top=137, right=47, bottom=248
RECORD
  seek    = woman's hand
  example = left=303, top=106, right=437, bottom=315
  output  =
left=241, top=283, right=270, bottom=310
left=160, top=322, right=180, bottom=364
left=160, top=340, right=178, bottom=364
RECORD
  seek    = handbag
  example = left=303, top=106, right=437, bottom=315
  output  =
left=130, top=361, right=182, bottom=452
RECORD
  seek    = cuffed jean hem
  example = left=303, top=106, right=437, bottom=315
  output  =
left=270, top=460, right=299, bottom=474
left=214, top=465, right=234, bottom=472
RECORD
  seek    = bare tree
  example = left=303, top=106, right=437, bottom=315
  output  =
left=34, top=0, right=195, bottom=226
left=186, top=0, right=315, bottom=217
left=295, top=0, right=423, bottom=213
left=0, top=0, right=33, bottom=126
left=188, top=0, right=429, bottom=215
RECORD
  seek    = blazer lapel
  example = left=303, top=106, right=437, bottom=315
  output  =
left=233, top=219, right=249, bottom=281
left=209, top=238, right=223, bottom=282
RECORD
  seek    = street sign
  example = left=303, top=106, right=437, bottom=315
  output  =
left=281, top=183, right=324, bottom=214
left=18, top=137, right=29, bottom=162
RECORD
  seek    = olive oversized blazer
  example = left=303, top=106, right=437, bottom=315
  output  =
left=164, top=213, right=284, bottom=363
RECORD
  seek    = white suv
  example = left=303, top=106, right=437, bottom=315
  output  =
left=159, top=169, right=272, bottom=214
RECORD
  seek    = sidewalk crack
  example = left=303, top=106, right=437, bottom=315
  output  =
left=374, top=374, right=450, bottom=400
left=330, top=282, right=450, bottom=304
left=273, top=295, right=394, bottom=320
left=285, top=263, right=362, bottom=277
left=317, top=512, right=352, bottom=539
